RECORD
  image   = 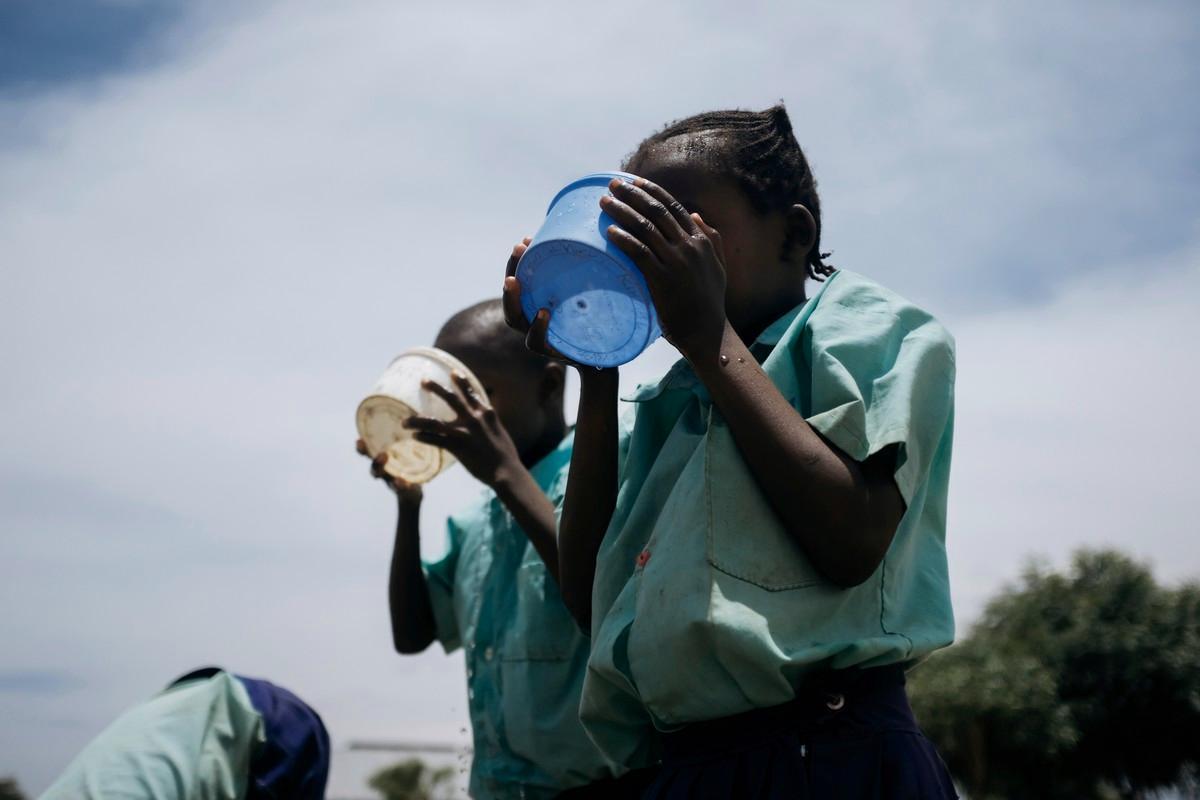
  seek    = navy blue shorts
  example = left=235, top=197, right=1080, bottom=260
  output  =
left=644, top=665, right=957, bottom=800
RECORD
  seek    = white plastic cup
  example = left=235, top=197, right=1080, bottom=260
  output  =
left=356, top=347, right=490, bottom=484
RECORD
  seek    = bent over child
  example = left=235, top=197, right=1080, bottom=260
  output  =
left=41, top=667, right=329, bottom=800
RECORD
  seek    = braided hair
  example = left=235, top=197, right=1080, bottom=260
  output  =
left=622, top=104, right=835, bottom=281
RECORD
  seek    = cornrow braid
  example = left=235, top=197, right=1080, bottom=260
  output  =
left=623, top=104, right=835, bottom=281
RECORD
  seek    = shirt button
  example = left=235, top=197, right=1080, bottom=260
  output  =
left=635, top=549, right=652, bottom=568
left=484, top=647, right=494, bottom=661
left=468, top=688, right=475, bottom=700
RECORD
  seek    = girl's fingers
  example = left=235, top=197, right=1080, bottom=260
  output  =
left=451, top=371, right=484, bottom=409
left=691, top=212, right=718, bottom=239
left=634, top=179, right=701, bottom=236
left=421, top=379, right=468, bottom=418
left=530, top=311, right=576, bottom=364
left=525, top=308, right=553, bottom=356
left=606, top=225, right=664, bottom=282
left=599, top=194, right=673, bottom=263
left=503, top=275, right=530, bottom=334
left=523, top=308, right=575, bottom=364
left=504, top=241, right=529, bottom=279
left=503, top=240, right=533, bottom=332
left=356, top=438, right=369, bottom=457
left=609, top=180, right=687, bottom=244
left=692, top=212, right=726, bottom=260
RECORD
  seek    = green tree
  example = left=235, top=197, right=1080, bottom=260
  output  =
left=910, top=550, right=1200, bottom=799
left=0, top=777, right=26, bottom=800
left=369, top=758, right=457, bottom=800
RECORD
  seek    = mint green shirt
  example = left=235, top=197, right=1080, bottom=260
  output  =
left=581, top=270, right=957, bottom=770
left=40, top=672, right=265, bottom=800
left=424, top=430, right=615, bottom=799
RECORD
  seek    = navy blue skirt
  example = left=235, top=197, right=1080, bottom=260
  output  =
left=644, top=665, right=957, bottom=800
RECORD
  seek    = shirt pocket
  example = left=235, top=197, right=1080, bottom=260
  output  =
left=704, top=411, right=825, bottom=591
left=503, top=557, right=579, bottom=662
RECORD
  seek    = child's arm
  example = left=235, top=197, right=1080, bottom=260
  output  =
left=556, top=367, right=620, bottom=629
left=404, top=374, right=561, bottom=582
left=494, top=469, right=561, bottom=583
left=690, top=325, right=904, bottom=587
left=359, top=441, right=438, bottom=653
left=502, top=242, right=619, bottom=629
left=388, top=482, right=441, bottom=653
left=602, top=180, right=905, bottom=588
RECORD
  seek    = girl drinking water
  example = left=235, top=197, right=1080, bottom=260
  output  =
left=504, top=105, right=957, bottom=799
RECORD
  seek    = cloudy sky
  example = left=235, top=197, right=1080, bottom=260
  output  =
left=1, top=0, right=1197, bottom=795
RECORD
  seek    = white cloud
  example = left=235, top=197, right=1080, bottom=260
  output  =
left=0, top=0, right=1196, bottom=793
left=947, top=243, right=1200, bottom=620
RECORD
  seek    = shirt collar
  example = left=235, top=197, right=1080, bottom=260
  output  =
left=753, top=302, right=807, bottom=347
left=622, top=359, right=697, bottom=403
left=622, top=300, right=811, bottom=404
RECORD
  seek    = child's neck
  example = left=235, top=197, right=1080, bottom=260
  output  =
left=736, top=283, right=809, bottom=345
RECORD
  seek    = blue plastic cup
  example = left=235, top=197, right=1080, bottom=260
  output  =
left=517, top=172, right=662, bottom=368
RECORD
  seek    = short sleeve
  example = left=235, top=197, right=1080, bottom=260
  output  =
left=799, top=295, right=956, bottom=505
left=422, top=516, right=465, bottom=653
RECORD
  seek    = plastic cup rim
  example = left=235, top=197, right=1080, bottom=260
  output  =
left=543, top=171, right=641, bottom=215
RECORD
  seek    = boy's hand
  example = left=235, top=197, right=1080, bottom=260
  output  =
left=357, top=439, right=423, bottom=504
left=600, top=177, right=728, bottom=364
left=403, top=372, right=523, bottom=489
left=502, top=238, right=612, bottom=373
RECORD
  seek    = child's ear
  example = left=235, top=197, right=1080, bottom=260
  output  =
left=783, top=204, right=817, bottom=266
left=539, top=362, right=567, bottom=408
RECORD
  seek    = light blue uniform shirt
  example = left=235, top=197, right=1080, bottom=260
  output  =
left=40, top=672, right=265, bottom=799
left=424, top=430, right=615, bottom=799
left=580, top=270, right=957, bottom=770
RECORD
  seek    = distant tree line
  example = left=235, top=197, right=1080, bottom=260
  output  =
left=370, top=757, right=457, bottom=800
left=909, top=549, right=1200, bottom=799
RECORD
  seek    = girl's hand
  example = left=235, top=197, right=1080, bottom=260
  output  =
left=402, top=372, right=523, bottom=489
left=502, top=238, right=619, bottom=374
left=357, top=439, right=423, bottom=504
left=600, top=177, right=728, bottom=363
